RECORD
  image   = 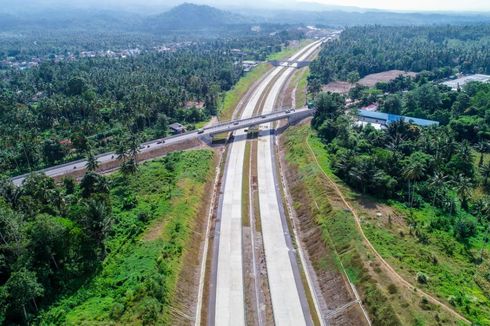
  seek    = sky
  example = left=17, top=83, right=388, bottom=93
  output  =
left=304, top=0, right=490, bottom=12
left=1, top=0, right=490, bottom=13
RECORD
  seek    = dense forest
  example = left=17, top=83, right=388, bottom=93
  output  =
left=309, top=25, right=490, bottom=84
left=0, top=34, right=300, bottom=177
left=313, top=79, right=490, bottom=203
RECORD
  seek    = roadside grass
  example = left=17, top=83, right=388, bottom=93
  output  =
left=295, top=67, right=310, bottom=108
left=194, top=120, right=209, bottom=129
left=266, top=39, right=313, bottom=61
left=362, top=202, right=490, bottom=325
left=283, top=125, right=401, bottom=324
left=218, top=63, right=270, bottom=122
left=283, top=124, right=467, bottom=325
left=38, top=150, right=214, bottom=325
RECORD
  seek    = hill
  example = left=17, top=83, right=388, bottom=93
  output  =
left=146, top=3, right=251, bottom=31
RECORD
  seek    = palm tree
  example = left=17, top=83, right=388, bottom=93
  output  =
left=115, top=143, right=128, bottom=162
left=442, top=196, right=456, bottom=215
left=121, top=158, right=138, bottom=176
left=480, top=161, right=490, bottom=187
left=474, top=141, right=488, bottom=167
left=428, top=172, right=449, bottom=207
left=85, top=151, right=99, bottom=172
left=455, top=174, right=473, bottom=211
left=348, top=159, right=373, bottom=194
left=84, top=199, right=112, bottom=260
left=402, top=159, right=426, bottom=208
left=127, top=134, right=140, bottom=164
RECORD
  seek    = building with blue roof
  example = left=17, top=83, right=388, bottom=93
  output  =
left=356, top=109, right=439, bottom=127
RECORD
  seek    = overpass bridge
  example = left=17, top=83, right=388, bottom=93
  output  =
left=269, top=60, right=311, bottom=68
left=11, top=108, right=315, bottom=186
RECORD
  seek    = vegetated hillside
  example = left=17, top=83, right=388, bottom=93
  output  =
left=282, top=125, right=468, bottom=325
left=309, top=76, right=490, bottom=323
left=0, top=150, right=214, bottom=325
left=309, top=25, right=490, bottom=84
left=146, top=3, right=251, bottom=32
left=0, top=10, right=143, bottom=32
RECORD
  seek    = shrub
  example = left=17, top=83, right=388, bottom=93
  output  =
left=110, top=302, right=125, bottom=320
left=140, top=297, right=161, bottom=325
left=138, top=212, right=149, bottom=222
left=416, top=272, right=428, bottom=284
left=387, top=284, right=398, bottom=294
left=122, top=195, right=138, bottom=210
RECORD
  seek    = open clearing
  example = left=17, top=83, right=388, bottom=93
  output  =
left=322, top=70, right=417, bottom=93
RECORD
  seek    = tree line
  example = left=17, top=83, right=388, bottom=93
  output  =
left=309, top=25, right=490, bottom=84
left=0, top=36, right=296, bottom=177
left=312, top=79, right=490, bottom=245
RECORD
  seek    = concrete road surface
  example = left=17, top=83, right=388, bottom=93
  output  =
left=256, top=40, right=323, bottom=326
left=212, top=39, right=322, bottom=325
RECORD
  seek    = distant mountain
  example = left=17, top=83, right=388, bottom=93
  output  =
left=0, top=10, right=143, bottom=32
left=245, top=9, right=490, bottom=27
left=146, top=3, right=251, bottom=31
left=0, top=13, right=22, bottom=30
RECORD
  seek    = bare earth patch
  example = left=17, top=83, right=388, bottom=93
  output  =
left=358, top=70, right=417, bottom=87
left=322, top=81, right=352, bottom=94
left=322, top=70, right=417, bottom=94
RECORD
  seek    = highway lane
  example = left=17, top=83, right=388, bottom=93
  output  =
left=11, top=108, right=314, bottom=187
left=256, top=40, right=323, bottom=326
left=212, top=63, right=283, bottom=326
left=210, top=39, right=323, bottom=326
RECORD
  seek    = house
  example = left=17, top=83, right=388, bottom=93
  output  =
left=169, top=123, right=186, bottom=134
left=356, top=110, right=439, bottom=128
left=242, top=60, right=258, bottom=72
left=185, top=101, right=205, bottom=110
left=360, top=103, right=379, bottom=111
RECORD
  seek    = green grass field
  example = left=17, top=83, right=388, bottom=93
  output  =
left=218, top=63, right=270, bottom=122
left=37, top=150, right=214, bottom=325
left=266, top=39, right=313, bottom=61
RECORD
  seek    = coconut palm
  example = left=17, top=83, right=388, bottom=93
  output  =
left=481, top=162, right=490, bottom=187
left=85, top=151, right=99, bottom=172
left=429, top=172, right=449, bottom=207
left=474, top=141, right=488, bottom=167
left=455, top=174, right=473, bottom=210
left=402, top=157, right=426, bottom=208
left=115, top=143, right=128, bottom=163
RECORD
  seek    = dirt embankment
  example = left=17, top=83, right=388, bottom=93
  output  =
left=169, top=151, right=221, bottom=326
left=53, top=138, right=205, bottom=183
